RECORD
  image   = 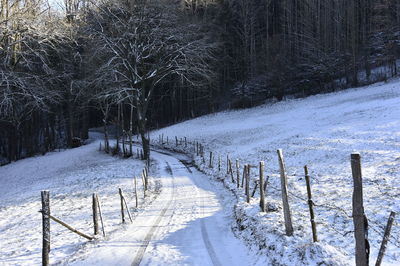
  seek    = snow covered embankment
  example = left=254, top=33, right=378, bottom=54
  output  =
left=152, top=79, right=400, bottom=265
left=0, top=135, right=157, bottom=265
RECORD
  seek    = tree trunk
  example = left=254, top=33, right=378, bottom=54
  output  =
left=129, top=104, right=133, bottom=156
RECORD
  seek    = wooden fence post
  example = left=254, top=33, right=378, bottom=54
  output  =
left=277, top=149, right=294, bottom=236
left=95, top=194, right=106, bottom=237
left=119, top=188, right=125, bottom=223
left=218, top=155, right=221, bottom=172
left=41, top=191, right=50, bottom=266
left=304, top=166, right=318, bottom=242
left=141, top=173, right=146, bottom=197
left=226, top=155, right=229, bottom=174
left=175, top=136, right=178, bottom=146
left=134, top=176, right=138, bottom=208
left=246, top=164, right=250, bottom=203
left=375, top=211, right=396, bottom=266
left=241, top=164, right=246, bottom=188
left=236, top=159, right=240, bottom=188
left=92, top=193, right=99, bottom=235
left=143, top=169, right=148, bottom=191
left=351, top=153, right=369, bottom=266
left=229, top=159, right=235, bottom=183
left=259, top=161, right=265, bottom=212
left=209, top=151, right=213, bottom=168
left=185, top=137, right=187, bottom=147
left=122, top=194, right=133, bottom=223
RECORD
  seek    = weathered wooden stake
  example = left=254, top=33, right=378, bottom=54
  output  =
left=375, top=211, right=396, bottom=266
left=41, top=190, right=50, bottom=266
left=141, top=173, right=146, bottom=197
left=95, top=194, right=106, bottom=237
left=218, top=155, right=221, bottom=172
left=246, top=164, right=250, bottom=203
left=226, top=154, right=230, bottom=174
left=241, top=164, right=246, bottom=188
left=259, top=161, right=265, bottom=212
left=351, top=153, right=369, bottom=266
left=143, top=169, right=148, bottom=191
left=229, top=159, right=235, bottom=183
left=236, top=159, right=240, bottom=188
left=251, top=181, right=258, bottom=197
left=209, top=151, right=213, bottom=168
left=175, top=136, right=178, bottom=146
left=122, top=194, right=133, bottom=222
left=134, top=176, right=138, bottom=208
left=277, top=149, right=294, bottom=236
left=92, top=193, right=99, bottom=235
left=304, top=166, right=318, bottom=242
left=119, top=188, right=125, bottom=223
left=185, top=137, right=187, bottom=147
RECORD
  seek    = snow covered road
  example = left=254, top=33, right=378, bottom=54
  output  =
left=69, top=149, right=253, bottom=266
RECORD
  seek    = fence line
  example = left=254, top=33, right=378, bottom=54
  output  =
left=155, top=134, right=398, bottom=265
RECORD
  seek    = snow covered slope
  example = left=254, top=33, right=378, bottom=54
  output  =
left=153, top=79, right=400, bottom=265
left=0, top=134, right=146, bottom=265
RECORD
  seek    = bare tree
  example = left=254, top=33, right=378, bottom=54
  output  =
left=86, top=0, right=216, bottom=160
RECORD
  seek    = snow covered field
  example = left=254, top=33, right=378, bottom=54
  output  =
left=1, top=79, right=399, bottom=266
left=152, top=79, right=400, bottom=265
left=0, top=134, right=147, bottom=265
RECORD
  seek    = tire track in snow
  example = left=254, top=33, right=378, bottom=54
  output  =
left=131, top=162, right=175, bottom=266
left=179, top=159, right=222, bottom=266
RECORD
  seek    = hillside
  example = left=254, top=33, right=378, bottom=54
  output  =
left=153, top=79, right=400, bottom=265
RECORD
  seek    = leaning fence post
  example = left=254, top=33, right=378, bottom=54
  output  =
left=241, top=164, right=246, bottom=188
left=92, top=193, right=99, bottom=235
left=41, top=190, right=50, bottom=266
left=119, top=188, right=125, bottom=223
left=259, top=161, right=265, bottom=212
left=375, top=211, right=396, bottom=266
left=277, top=149, right=294, bottom=236
left=246, top=164, right=250, bottom=203
left=304, top=166, right=318, bottom=242
left=236, top=159, right=240, bottom=188
left=229, top=159, right=235, bottom=183
left=226, top=155, right=230, bottom=174
left=134, top=176, right=138, bottom=208
left=351, top=153, right=369, bottom=266
left=95, top=194, right=106, bottom=237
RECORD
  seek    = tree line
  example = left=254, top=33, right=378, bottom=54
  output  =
left=0, top=0, right=399, bottom=163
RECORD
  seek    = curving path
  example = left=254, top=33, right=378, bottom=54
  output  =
left=69, top=149, right=253, bottom=266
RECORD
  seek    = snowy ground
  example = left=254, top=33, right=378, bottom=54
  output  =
left=0, top=133, right=148, bottom=265
left=1, top=79, right=399, bottom=266
left=65, top=149, right=259, bottom=266
left=152, top=79, right=400, bottom=265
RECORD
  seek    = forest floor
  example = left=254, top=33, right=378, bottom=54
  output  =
left=0, top=78, right=399, bottom=265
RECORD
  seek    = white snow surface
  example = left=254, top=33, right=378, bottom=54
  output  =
left=152, top=79, right=400, bottom=265
left=1, top=79, right=400, bottom=266
left=0, top=134, right=148, bottom=265
left=66, top=150, right=256, bottom=265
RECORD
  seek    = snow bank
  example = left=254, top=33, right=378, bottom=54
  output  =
left=0, top=135, right=152, bottom=265
left=152, top=79, right=400, bottom=265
